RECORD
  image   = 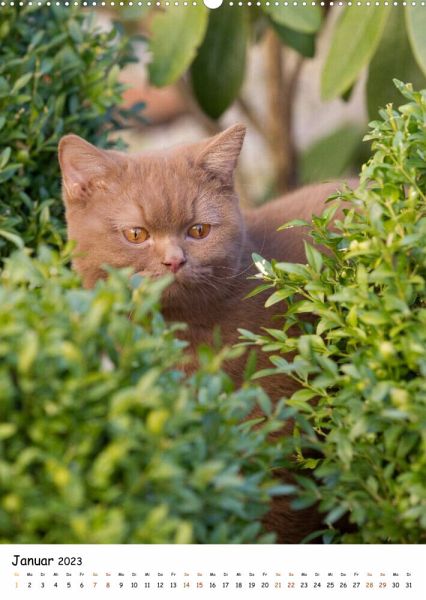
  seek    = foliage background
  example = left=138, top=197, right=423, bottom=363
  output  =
left=116, top=3, right=426, bottom=201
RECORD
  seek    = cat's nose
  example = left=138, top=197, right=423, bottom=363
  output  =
left=162, top=257, right=186, bottom=274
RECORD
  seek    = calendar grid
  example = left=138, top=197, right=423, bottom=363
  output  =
left=1, top=544, right=424, bottom=599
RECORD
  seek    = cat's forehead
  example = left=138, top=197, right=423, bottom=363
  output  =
left=114, top=153, right=219, bottom=231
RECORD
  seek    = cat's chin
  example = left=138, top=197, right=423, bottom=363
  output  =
left=136, top=269, right=192, bottom=285
left=162, top=275, right=195, bottom=297
left=160, top=279, right=191, bottom=314
left=160, top=272, right=219, bottom=312
left=137, top=266, right=208, bottom=286
left=136, top=267, right=220, bottom=312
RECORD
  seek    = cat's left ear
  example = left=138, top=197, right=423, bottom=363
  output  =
left=196, top=124, right=246, bottom=183
left=58, top=134, right=121, bottom=205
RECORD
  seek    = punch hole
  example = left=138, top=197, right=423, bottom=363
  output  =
left=203, top=0, right=223, bottom=7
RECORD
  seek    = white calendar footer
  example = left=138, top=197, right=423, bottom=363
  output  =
left=1, top=544, right=424, bottom=599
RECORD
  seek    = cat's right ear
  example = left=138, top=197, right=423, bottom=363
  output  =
left=195, top=123, right=246, bottom=184
left=58, top=135, right=117, bottom=205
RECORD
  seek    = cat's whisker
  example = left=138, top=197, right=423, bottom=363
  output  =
left=191, top=274, right=221, bottom=293
left=210, top=262, right=255, bottom=280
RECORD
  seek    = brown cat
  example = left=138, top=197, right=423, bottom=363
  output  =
left=58, top=124, right=346, bottom=543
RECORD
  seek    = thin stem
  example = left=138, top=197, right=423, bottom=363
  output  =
left=264, top=30, right=302, bottom=193
left=237, top=96, right=265, bottom=140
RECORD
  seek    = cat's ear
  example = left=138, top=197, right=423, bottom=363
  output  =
left=196, top=124, right=246, bottom=183
left=58, top=134, right=119, bottom=204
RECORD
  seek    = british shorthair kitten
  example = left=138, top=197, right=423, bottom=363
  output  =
left=58, top=124, right=345, bottom=543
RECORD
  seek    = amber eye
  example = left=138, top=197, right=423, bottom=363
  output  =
left=187, top=224, right=211, bottom=239
left=123, top=227, right=149, bottom=244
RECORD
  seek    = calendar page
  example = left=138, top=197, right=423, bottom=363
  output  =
left=2, top=544, right=425, bottom=599
left=1, top=1, right=426, bottom=598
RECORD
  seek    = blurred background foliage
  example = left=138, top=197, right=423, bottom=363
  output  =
left=2, top=3, right=426, bottom=253
left=113, top=2, right=426, bottom=200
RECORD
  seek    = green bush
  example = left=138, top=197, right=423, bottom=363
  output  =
left=0, top=6, right=137, bottom=258
left=0, top=247, right=292, bottom=543
left=0, top=5, right=291, bottom=546
left=244, top=81, right=426, bottom=543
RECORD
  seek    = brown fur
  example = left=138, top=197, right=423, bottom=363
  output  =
left=58, top=125, right=350, bottom=543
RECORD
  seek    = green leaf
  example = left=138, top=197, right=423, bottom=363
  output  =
left=251, top=368, right=277, bottom=380
left=277, top=219, right=309, bottom=231
left=321, top=6, right=389, bottom=100
left=290, top=389, right=317, bottom=402
left=271, top=21, right=315, bottom=58
left=0, top=76, right=9, bottom=96
left=148, top=5, right=208, bottom=87
left=18, top=331, right=39, bottom=374
left=0, top=165, right=20, bottom=184
left=0, top=229, right=24, bottom=249
left=262, top=5, right=322, bottom=34
left=252, top=253, right=273, bottom=276
left=264, top=289, right=293, bottom=308
left=0, top=423, right=17, bottom=440
left=405, top=6, right=426, bottom=76
left=274, top=262, right=309, bottom=278
left=244, top=283, right=273, bottom=300
left=238, top=328, right=260, bottom=342
left=0, top=147, right=11, bottom=169
left=335, top=435, right=353, bottom=465
left=304, top=242, right=323, bottom=273
left=29, top=30, right=44, bottom=50
left=256, top=390, right=272, bottom=416
left=191, top=6, right=248, bottom=119
left=291, top=496, right=317, bottom=510
left=269, top=355, right=292, bottom=372
left=68, top=20, right=83, bottom=44
left=107, top=64, right=120, bottom=87
left=325, top=504, right=348, bottom=525
left=12, top=72, right=33, bottom=94
left=367, top=6, right=426, bottom=119
left=268, top=484, right=297, bottom=496
left=341, top=84, right=355, bottom=103
left=300, top=125, right=363, bottom=184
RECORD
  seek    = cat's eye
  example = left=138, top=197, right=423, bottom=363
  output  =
left=187, top=223, right=211, bottom=239
left=123, top=227, right=150, bottom=244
